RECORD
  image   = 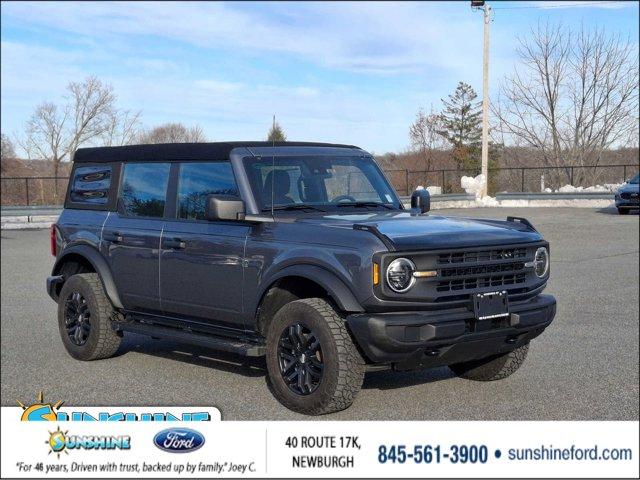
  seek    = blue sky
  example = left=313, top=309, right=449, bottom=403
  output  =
left=1, top=1, right=638, bottom=154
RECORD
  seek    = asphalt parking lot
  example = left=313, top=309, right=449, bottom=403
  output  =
left=1, top=207, right=638, bottom=420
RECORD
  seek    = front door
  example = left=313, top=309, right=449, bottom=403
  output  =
left=160, top=161, right=249, bottom=328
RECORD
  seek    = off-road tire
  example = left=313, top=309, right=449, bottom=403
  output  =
left=57, top=273, right=122, bottom=361
left=265, top=298, right=365, bottom=415
left=449, top=343, right=529, bottom=381
left=618, top=207, right=629, bottom=215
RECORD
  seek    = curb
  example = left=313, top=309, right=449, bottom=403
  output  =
left=1, top=214, right=58, bottom=230
left=1, top=222, right=54, bottom=230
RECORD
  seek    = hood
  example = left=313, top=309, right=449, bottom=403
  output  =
left=296, top=211, right=542, bottom=251
left=618, top=182, right=639, bottom=193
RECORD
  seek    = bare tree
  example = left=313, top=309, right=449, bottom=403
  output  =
left=1, top=133, right=17, bottom=173
left=102, top=110, right=142, bottom=146
left=1, top=133, right=16, bottom=159
left=493, top=22, right=639, bottom=186
left=18, top=76, right=120, bottom=197
left=137, top=122, right=207, bottom=144
left=66, top=77, right=115, bottom=154
left=409, top=106, right=445, bottom=172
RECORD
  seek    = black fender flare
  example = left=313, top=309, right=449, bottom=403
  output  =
left=52, top=244, right=123, bottom=309
left=259, top=264, right=364, bottom=313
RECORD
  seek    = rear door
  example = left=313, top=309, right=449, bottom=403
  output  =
left=160, top=161, right=249, bottom=328
left=102, top=162, right=171, bottom=314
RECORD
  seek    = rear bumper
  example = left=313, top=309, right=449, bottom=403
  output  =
left=347, top=294, right=556, bottom=370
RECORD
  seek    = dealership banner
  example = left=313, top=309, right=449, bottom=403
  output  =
left=1, top=406, right=638, bottom=478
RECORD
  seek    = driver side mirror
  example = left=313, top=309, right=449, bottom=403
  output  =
left=410, top=189, right=430, bottom=214
left=205, top=194, right=245, bottom=221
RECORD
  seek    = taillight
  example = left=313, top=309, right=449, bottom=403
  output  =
left=50, top=224, right=58, bottom=257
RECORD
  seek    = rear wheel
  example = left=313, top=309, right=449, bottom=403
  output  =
left=57, top=273, right=122, bottom=361
left=266, top=298, right=364, bottom=415
left=449, top=343, right=529, bottom=381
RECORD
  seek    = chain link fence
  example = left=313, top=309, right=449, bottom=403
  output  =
left=1, top=164, right=638, bottom=206
left=384, top=164, right=638, bottom=196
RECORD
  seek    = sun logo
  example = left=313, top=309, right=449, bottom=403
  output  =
left=17, top=391, right=64, bottom=421
left=46, top=427, right=69, bottom=458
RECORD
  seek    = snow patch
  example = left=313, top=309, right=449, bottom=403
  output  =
left=461, top=174, right=499, bottom=206
left=475, top=195, right=500, bottom=207
left=555, top=183, right=622, bottom=193
left=414, top=185, right=442, bottom=195
left=461, top=174, right=486, bottom=196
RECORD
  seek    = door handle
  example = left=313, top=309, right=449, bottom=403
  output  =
left=104, top=231, right=123, bottom=243
left=164, top=238, right=186, bottom=250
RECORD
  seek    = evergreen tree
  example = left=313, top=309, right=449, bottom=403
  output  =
left=267, top=121, right=287, bottom=142
left=437, top=82, right=482, bottom=170
left=437, top=82, right=503, bottom=193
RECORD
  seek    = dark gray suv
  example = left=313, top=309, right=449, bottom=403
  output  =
left=47, top=142, right=556, bottom=415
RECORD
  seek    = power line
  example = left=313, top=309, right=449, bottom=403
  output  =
left=492, top=1, right=628, bottom=10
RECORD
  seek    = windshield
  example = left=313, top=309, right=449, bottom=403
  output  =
left=628, top=174, right=639, bottom=184
left=243, top=155, right=401, bottom=211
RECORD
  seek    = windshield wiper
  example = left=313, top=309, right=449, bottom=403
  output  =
left=262, top=204, right=327, bottom=212
left=335, top=201, right=395, bottom=210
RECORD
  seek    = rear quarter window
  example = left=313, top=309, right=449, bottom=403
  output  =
left=65, top=164, right=120, bottom=210
left=69, top=166, right=112, bottom=204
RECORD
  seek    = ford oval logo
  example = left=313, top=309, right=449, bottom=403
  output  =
left=153, top=428, right=205, bottom=453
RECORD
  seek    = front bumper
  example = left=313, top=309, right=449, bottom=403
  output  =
left=347, top=294, right=556, bottom=370
left=615, top=193, right=639, bottom=208
left=615, top=200, right=639, bottom=208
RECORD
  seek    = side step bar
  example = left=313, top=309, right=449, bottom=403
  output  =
left=114, top=321, right=266, bottom=357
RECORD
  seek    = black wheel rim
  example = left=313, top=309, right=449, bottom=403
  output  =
left=64, top=292, right=91, bottom=346
left=277, top=323, right=324, bottom=396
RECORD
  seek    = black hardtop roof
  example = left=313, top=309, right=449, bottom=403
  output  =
left=73, top=141, right=362, bottom=163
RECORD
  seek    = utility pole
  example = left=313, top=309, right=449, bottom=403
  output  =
left=472, top=0, right=491, bottom=197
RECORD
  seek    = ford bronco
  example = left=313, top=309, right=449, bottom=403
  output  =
left=47, top=142, right=556, bottom=415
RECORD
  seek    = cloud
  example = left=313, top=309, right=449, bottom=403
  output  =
left=1, top=38, right=414, bottom=152
left=193, top=79, right=243, bottom=94
left=524, top=1, right=632, bottom=9
left=0, top=41, right=85, bottom=99
left=2, top=1, right=636, bottom=153
left=1, top=1, right=482, bottom=75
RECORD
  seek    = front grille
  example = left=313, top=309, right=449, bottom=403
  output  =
left=620, top=192, right=639, bottom=200
left=437, top=272, right=527, bottom=292
left=440, top=261, right=526, bottom=278
left=434, top=248, right=529, bottom=296
left=438, top=247, right=527, bottom=264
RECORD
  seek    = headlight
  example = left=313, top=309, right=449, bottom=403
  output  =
left=386, top=258, right=416, bottom=293
left=533, top=247, right=549, bottom=278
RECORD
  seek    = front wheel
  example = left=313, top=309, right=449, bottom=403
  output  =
left=449, top=343, right=529, bottom=381
left=618, top=207, right=629, bottom=215
left=265, top=298, right=364, bottom=415
left=57, top=273, right=122, bottom=361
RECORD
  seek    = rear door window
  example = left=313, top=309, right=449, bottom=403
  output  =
left=177, top=162, right=239, bottom=220
left=119, top=163, right=171, bottom=218
left=70, top=166, right=112, bottom=204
